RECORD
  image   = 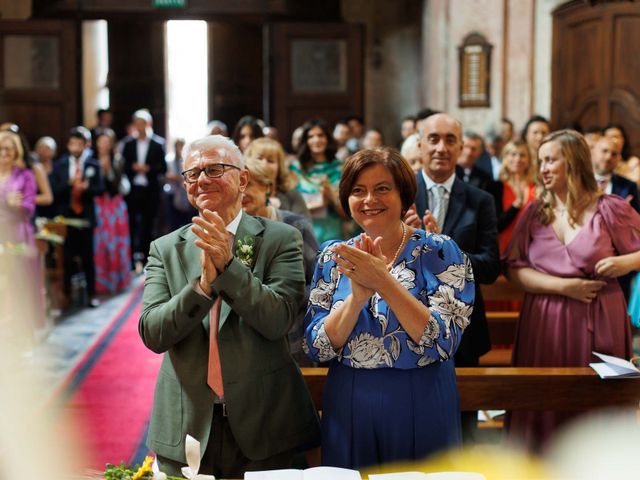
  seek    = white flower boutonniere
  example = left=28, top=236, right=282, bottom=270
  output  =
left=236, top=235, right=255, bottom=267
left=85, top=166, right=96, bottom=178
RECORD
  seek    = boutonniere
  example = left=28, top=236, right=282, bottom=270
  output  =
left=85, top=166, right=96, bottom=178
left=235, top=235, right=255, bottom=267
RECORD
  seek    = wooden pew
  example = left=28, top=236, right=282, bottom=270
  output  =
left=42, top=222, right=68, bottom=312
left=480, top=275, right=523, bottom=303
left=301, top=367, right=640, bottom=413
left=480, top=275, right=523, bottom=366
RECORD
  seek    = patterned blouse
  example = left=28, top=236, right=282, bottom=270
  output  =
left=303, top=230, right=475, bottom=369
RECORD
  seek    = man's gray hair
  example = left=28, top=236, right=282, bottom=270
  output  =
left=132, top=108, right=153, bottom=124
left=207, top=120, right=228, bottom=135
left=463, top=130, right=483, bottom=141
left=400, top=133, right=420, bottom=157
left=35, top=136, right=57, bottom=153
left=184, top=134, right=244, bottom=168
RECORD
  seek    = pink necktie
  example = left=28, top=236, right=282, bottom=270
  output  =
left=207, top=297, right=224, bottom=397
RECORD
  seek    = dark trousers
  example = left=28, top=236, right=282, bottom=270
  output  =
left=126, top=186, right=159, bottom=264
left=63, top=225, right=95, bottom=298
left=157, top=406, right=293, bottom=479
left=455, top=354, right=479, bottom=445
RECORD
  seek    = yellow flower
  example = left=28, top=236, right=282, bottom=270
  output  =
left=132, top=456, right=154, bottom=480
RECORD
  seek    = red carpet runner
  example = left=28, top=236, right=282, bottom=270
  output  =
left=56, top=284, right=162, bottom=469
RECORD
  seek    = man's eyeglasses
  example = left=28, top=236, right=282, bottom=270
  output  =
left=181, top=163, right=241, bottom=183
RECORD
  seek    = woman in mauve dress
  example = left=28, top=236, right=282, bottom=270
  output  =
left=0, top=130, right=41, bottom=342
left=504, top=129, right=640, bottom=451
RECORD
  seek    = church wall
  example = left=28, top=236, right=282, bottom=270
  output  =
left=421, top=0, right=556, bottom=136
left=342, top=0, right=423, bottom=147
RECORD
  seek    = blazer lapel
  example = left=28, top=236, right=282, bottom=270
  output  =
left=218, top=213, right=265, bottom=331
left=442, top=178, right=466, bottom=235
left=414, top=171, right=429, bottom=219
left=176, top=227, right=202, bottom=283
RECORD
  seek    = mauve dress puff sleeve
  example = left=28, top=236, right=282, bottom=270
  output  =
left=598, top=194, right=640, bottom=254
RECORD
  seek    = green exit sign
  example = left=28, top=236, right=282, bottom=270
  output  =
left=153, top=0, right=186, bottom=7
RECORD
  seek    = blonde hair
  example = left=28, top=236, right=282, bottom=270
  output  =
left=245, top=157, right=273, bottom=187
left=498, top=139, right=535, bottom=183
left=0, top=131, right=24, bottom=167
left=244, top=137, right=292, bottom=192
left=537, top=129, right=601, bottom=226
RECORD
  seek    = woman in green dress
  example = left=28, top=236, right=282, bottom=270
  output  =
left=290, top=119, right=351, bottom=243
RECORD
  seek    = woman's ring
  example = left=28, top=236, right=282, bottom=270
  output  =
left=351, top=265, right=356, bottom=272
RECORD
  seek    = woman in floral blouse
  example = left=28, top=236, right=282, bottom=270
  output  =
left=303, top=147, right=475, bottom=469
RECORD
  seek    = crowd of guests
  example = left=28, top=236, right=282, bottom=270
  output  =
left=4, top=106, right=640, bottom=475
left=133, top=107, right=640, bottom=479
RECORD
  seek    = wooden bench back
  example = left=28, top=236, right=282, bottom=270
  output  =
left=302, top=367, right=640, bottom=412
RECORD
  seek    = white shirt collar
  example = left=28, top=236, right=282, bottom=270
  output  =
left=226, top=209, right=243, bottom=236
left=594, top=173, right=612, bottom=182
left=422, top=170, right=456, bottom=193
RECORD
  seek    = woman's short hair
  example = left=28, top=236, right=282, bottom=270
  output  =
left=245, top=157, right=274, bottom=187
left=244, top=137, right=292, bottom=192
left=498, top=139, right=534, bottom=183
left=537, top=129, right=600, bottom=226
left=339, top=147, right=416, bottom=219
left=0, top=130, right=24, bottom=166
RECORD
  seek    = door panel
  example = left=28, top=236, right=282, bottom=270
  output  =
left=268, top=22, right=363, bottom=151
left=0, top=20, right=77, bottom=148
left=553, top=2, right=640, bottom=155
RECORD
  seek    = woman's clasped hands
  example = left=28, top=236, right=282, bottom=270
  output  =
left=331, top=233, right=391, bottom=304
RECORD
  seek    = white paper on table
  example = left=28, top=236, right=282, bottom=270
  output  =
left=590, top=351, right=640, bottom=379
left=369, top=473, right=427, bottom=480
left=369, top=473, right=485, bottom=480
left=245, top=466, right=361, bottom=480
left=477, top=410, right=506, bottom=421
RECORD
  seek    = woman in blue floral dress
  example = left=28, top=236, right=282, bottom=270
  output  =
left=304, top=147, right=475, bottom=469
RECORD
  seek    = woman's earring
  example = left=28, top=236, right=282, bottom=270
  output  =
left=265, top=189, right=271, bottom=206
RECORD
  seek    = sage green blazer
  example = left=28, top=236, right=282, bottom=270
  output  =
left=139, top=213, right=320, bottom=462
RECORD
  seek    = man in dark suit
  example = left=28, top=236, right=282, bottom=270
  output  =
left=457, top=131, right=494, bottom=193
left=122, top=109, right=167, bottom=269
left=50, top=127, right=104, bottom=308
left=139, top=135, right=320, bottom=479
left=592, top=135, right=639, bottom=300
left=405, top=113, right=500, bottom=442
left=593, top=136, right=640, bottom=212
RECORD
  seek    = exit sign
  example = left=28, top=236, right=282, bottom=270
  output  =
left=153, top=0, right=186, bottom=7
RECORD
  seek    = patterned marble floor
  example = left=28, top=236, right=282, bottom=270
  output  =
left=30, top=275, right=144, bottom=393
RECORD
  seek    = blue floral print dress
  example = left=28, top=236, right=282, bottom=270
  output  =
left=304, top=229, right=474, bottom=469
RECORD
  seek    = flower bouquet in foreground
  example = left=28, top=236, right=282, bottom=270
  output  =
left=104, top=436, right=215, bottom=480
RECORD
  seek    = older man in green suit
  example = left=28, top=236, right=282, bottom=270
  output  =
left=139, top=135, right=320, bottom=478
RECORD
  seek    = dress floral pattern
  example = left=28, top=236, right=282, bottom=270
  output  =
left=304, top=230, right=475, bottom=368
